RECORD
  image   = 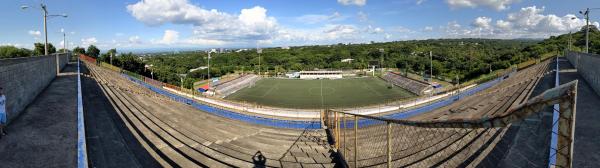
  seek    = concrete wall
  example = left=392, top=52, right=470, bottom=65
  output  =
left=566, top=52, right=600, bottom=96
left=0, top=53, right=70, bottom=123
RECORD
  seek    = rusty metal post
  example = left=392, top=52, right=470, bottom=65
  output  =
left=387, top=122, right=392, bottom=168
left=343, top=113, right=347, bottom=157
left=334, top=111, right=339, bottom=149
left=556, top=84, right=577, bottom=168
left=354, top=115, right=358, bottom=168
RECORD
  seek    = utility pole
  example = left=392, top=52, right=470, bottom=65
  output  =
left=63, top=31, right=66, bottom=53
left=585, top=8, right=590, bottom=53
left=43, top=4, right=48, bottom=55
left=110, top=52, right=113, bottom=65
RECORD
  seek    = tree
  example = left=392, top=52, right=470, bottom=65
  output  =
left=86, top=45, right=100, bottom=58
left=33, top=43, right=56, bottom=55
left=73, top=47, right=85, bottom=55
left=0, top=46, right=32, bottom=58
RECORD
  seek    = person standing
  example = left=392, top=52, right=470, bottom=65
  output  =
left=0, top=87, right=7, bottom=138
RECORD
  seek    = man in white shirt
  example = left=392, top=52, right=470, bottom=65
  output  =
left=0, top=87, right=7, bottom=138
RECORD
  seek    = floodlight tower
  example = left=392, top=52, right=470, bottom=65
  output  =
left=379, top=48, right=384, bottom=74
left=429, top=51, right=433, bottom=82
left=21, top=3, right=68, bottom=55
left=257, top=46, right=263, bottom=77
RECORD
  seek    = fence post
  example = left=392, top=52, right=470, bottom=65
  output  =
left=387, top=122, right=392, bottom=168
left=354, top=115, right=358, bottom=168
left=343, top=114, right=347, bottom=158
left=334, top=111, right=338, bottom=148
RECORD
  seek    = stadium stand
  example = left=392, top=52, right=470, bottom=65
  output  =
left=382, top=72, right=434, bottom=95
left=323, top=59, right=554, bottom=167
left=84, top=60, right=337, bottom=167
left=215, top=74, right=260, bottom=98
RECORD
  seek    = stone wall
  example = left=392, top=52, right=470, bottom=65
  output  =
left=566, top=52, right=600, bottom=96
left=0, top=53, right=70, bottom=123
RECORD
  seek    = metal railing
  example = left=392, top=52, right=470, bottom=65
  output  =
left=324, top=80, right=578, bottom=167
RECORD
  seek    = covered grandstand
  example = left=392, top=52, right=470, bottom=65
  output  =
left=299, top=70, right=343, bottom=79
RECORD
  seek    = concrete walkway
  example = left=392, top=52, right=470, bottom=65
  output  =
left=558, top=59, right=600, bottom=167
left=0, top=63, right=78, bottom=168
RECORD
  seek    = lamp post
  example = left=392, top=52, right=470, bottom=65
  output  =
left=578, top=8, right=600, bottom=53
left=21, top=4, right=67, bottom=55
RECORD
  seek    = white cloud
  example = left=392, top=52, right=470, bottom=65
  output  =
left=127, top=0, right=278, bottom=42
left=81, top=37, right=98, bottom=46
left=337, top=0, right=367, bottom=6
left=472, top=16, right=492, bottom=29
left=423, top=26, right=434, bottom=31
left=295, top=12, right=343, bottom=24
left=158, top=30, right=179, bottom=44
left=416, top=0, right=427, bottom=5
left=445, top=0, right=520, bottom=11
left=365, top=25, right=384, bottom=34
left=28, top=30, right=41, bottom=37
left=129, top=36, right=142, bottom=44
left=440, top=6, right=598, bottom=38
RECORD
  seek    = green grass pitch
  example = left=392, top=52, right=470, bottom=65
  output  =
left=225, top=77, right=417, bottom=109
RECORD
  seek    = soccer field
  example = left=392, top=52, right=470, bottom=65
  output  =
left=225, top=77, right=416, bottom=109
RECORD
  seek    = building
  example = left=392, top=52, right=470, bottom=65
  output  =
left=299, top=71, right=343, bottom=79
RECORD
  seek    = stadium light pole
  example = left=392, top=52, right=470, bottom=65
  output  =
left=21, top=4, right=68, bottom=55
left=379, top=48, right=384, bottom=74
left=429, top=51, right=433, bottom=83
left=257, top=47, right=263, bottom=77
left=207, top=51, right=211, bottom=88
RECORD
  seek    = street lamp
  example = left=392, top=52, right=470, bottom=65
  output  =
left=578, top=8, right=600, bottom=53
left=21, top=4, right=68, bottom=55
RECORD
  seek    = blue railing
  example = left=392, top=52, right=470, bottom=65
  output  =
left=548, top=57, right=559, bottom=167
left=77, top=58, right=88, bottom=167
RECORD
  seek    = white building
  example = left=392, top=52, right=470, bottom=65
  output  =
left=299, top=71, right=343, bottom=79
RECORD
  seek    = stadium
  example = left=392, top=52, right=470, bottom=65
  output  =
left=69, top=53, right=586, bottom=167
left=2, top=1, right=600, bottom=167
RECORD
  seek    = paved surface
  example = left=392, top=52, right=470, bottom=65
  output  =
left=558, top=59, right=600, bottom=167
left=0, top=63, right=78, bottom=168
left=81, top=65, right=158, bottom=168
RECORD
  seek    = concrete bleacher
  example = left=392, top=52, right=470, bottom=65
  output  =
left=382, top=72, right=433, bottom=96
left=85, top=62, right=337, bottom=167
left=330, top=59, right=553, bottom=167
left=215, top=74, right=260, bottom=98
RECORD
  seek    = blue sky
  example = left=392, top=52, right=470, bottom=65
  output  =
left=2, top=0, right=600, bottom=51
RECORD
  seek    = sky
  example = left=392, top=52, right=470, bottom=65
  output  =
left=1, top=0, right=600, bottom=51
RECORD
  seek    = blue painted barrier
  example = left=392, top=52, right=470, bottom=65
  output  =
left=548, top=57, right=559, bottom=167
left=77, top=58, right=88, bottom=168
left=120, top=70, right=509, bottom=129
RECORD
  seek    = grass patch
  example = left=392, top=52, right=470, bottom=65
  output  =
left=225, top=77, right=416, bottom=109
